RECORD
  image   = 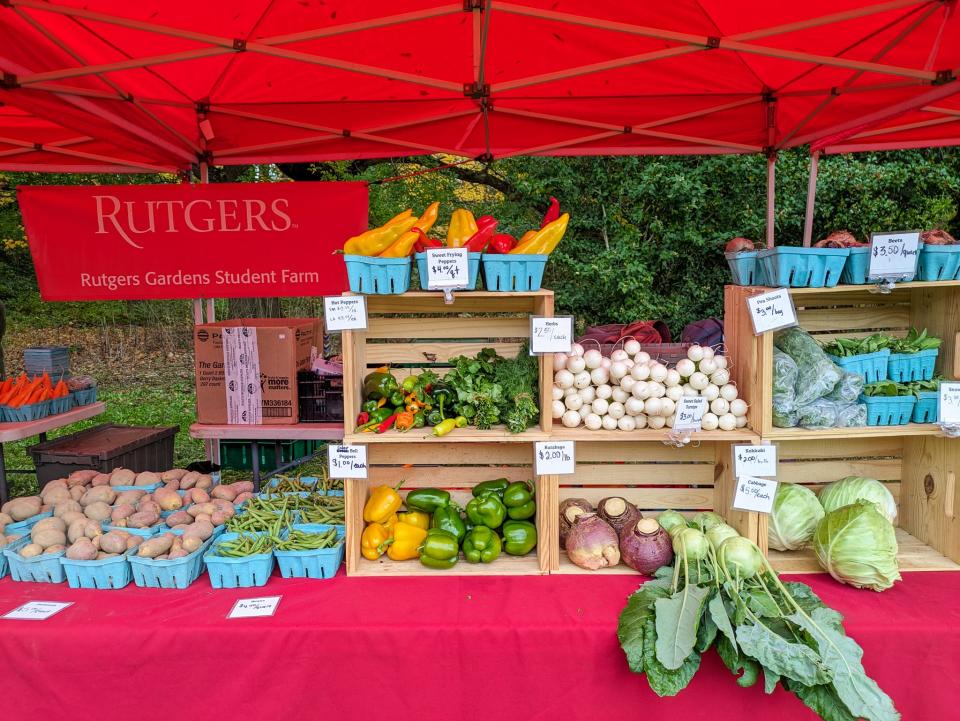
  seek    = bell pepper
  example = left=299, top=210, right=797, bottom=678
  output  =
left=343, top=214, right=418, bottom=256
left=462, top=525, right=502, bottom=563
left=432, top=418, right=457, bottom=437
left=472, top=478, right=509, bottom=498
left=418, top=528, right=459, bottom=569
left=401, top=376, right=418, bottom=393
left=387, top=522, right=428, bottom=561
left=503, top=480, right=536, bottom=520
left=502, top=520, right=538, bottom=555
left=398, top=510, right=431, bottom=531
left=487, top=233, right=517, bottom=254
left=363, top=482, right=404, bottom=524
left=405, top=488, right=451, bottom=514
left=513, top=212, right=569, bottom=255
left=382, top=512, right=400, bottom=534
left=431, top=505, right=466, bottom=542
left=464, top=216, right=498, bottom=253
left=362, top=399, right=379, bottom=413
left=412, top=412, right=426, bottom=428
left=363, top=370, right=399, bottom=400
left=356, top=411, right=369, bottom=426
left=426, top=409, right=443, bottom=426
left=361, top=522, right=391, bottom=560
left=540, top=196, right=560, bottom=228
left=379, top=202, right=441, bottom=258
left=465, top=493, right=506, bottom=529
left=447, top=208, right=479, bottom=248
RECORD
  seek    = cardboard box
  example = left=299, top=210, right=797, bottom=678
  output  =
left=194, top=318, right=318, bottom=425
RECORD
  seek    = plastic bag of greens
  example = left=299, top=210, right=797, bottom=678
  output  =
left=836, top=402, right=867, bottom=428
left=825, top=370, right=864, bottom=403
left=796, top=399, right=841, bottom=429
left=772, top=349, right=798, bottom=410
left=774, top=327, right=842, bottom=406
left=772, top=408, right=799, bottom=428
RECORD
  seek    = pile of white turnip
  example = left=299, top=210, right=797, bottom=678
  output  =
left=550, top=341, right=748, bottom=431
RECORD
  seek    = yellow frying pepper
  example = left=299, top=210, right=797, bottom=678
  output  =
left=386, top=522, right=428, bottom=561
left=378, top=202, right=441, bottom=258
left=398, top=510, right=430, bottom=531
left=344, top=214, right=418, bottom=256
left=363, top=482, right=403, bottom=524
left=447, top=208, right=478, bottom=248
left=361, top=522, right=392, bottom=560
left=511, top=213, right=569, bottom=254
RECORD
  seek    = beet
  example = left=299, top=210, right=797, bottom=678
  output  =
left=620, top=518, right=674, bottom=574
left=565, top=513, right=620, bottom=570
left=815, top=230, right=864, bottom=248
left=921, top=229, right=956, bottom=245
left=725, top=237, right=756, bottom=253
left=596, top=496, right=642, bottom=537
left=559, top=498, right=594, bottom=546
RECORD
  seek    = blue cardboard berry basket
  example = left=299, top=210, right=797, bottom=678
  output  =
left=912, top=391, right=939, bottom=423
left=415, top=251, right=482, bottom=290
left=725, top=250, right=767, bottom=286
left=343, top=255, right=411, bottom=294
left=757, top=247, right=849, bottom=288
left=60, top=548, right=134, bottom=590
left=860, top=394, right=917, bottom=426
left=273, top=523, right=344, bottom=580
left=204, top=531, right=275, bottom=589
left=917, top=244, right=960, bottom=281
left=887, top=348, right=938, bottom=383
left=481, top=253, right=548, bottom=291
left=3, top=536, right=66, bottom=583
left=825, top=349, right=890, bottom=384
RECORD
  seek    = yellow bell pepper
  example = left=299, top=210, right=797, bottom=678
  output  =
left=398, top=510, right=430, bottom=531
left=363, top=482, right=403, bottom=524
left=447, top=208, right=478, bottom=248
left=382, top=512, right=400, bottom=534
left=386, top=521, right=428, bottom=561
left=344, top=214, right=418, bottom=256
left=378, top=201, right=441, bottom=258
left=511, top=213, right=569, bottom=254
left=361, top=522, right=391, bottom=560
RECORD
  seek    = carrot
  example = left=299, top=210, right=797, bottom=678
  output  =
left=11, top=378, right=42, bottom=407
left=40, top=372, right=52, bottom=390
left=54, top=379, right=68, bottom=398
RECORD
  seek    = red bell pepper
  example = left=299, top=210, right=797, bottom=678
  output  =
left=488, top=233, right=517, bottom=254
left=540, top=197, right=560, bottom=228
left=464, top=217, right=498, bottom=253
left=413, top=228, right=443, bottom=253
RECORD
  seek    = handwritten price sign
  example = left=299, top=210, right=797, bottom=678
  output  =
left=323, top=296, right=367, bottom=332
left=534, top=440, right=575, bottom=475
left=747, top=288, right=798, bottom=335
left=732, top=476, right=779, bottom=514
left=673, top=397, right=708, bottom=432
left=939, top=381, right=960, bottom=424
left=228, top=596, right=282, bottom=619
left=426, top=248, right=469, bottom=289
left=328, top=445, right=368, bottom=479
left=2, top=601, right=72, bottom=621
left=868, top=231, right=920, bottom=280
left=733, top=444, right=777, bottom=478
left=530, top=316, right=574, bottom=354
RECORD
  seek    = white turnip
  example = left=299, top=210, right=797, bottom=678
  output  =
left=562, top=410, right=581, bottom=428
left=555, top=369, right=574, bottom=389
left=596, top=384, right=613, bottom=400
left=567, top=355, right=586, bottom=374
left=624, top=339, right=641, bottom=356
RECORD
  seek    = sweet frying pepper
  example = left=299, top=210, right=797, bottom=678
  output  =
left=501, top=520, right=537, bottom=555
left=405, top=488, right=451, bottom=513
left=378, top=202, right=441, bottom=258
left=503, top=480, right=536, bottom=520
left=462, top=526, right=502, bottom=563
left=363, top=370, right=399, bottom=400
left=540, top=196, right=560, bottom=228
left=363, top=482, right=403, bottom=524
left=432, top=418, right=458, bottom=437
left=418, top=528, right=459, bottom=569
left=472, top=478, right=509, bottom=498
left=447, top=208, right=478, bottom=248
left=343, top=212, right=417, bottom=256
left=512, top=213, right=569, bottom=255
left=386, top=521, right=428, bottom=561
left=398, top=510, right=430, bottom=531
left=466, top=493, right=506, bottom=529
left=464, top=215, right=498, bottom=253
left=361, top=522, right=391, bottom=560
left=431, top=505, right=466, bottom=542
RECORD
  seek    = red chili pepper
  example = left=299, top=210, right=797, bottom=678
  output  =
left=357, top=411, right=370, bottom=425
left=540, top=197, right=560, bottom=228
left=375, top=413, right=399, bottom=433
left=413, top=227, right=444, bottom=253
left=488, top=233, right=517, bottom=254
left=465, top=218, right=498, bottom=253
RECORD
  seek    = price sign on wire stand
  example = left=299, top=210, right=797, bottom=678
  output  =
left=732, top=476, right=779, bottom=514
left=228, top=596, right=282, bottom=619
left=868, top=231, right=921, bottom=281
left=323, top=295, right=367, bottom=332
left=426, top=248, right=470, bottom=289
left=939, top=381, right=960, bottom=429
left=530, top=316, right=574, bottom=354
left=2, top=601, right=72, bottom=621
left=328, top=444, right=368, bottom=479
left=747, top=288, right=798, bottom=335
left=535, top=440, right=575, bottom=475
left=733, top=444, right=777, bottom=478
left=673, top=397, right=708, bottom=433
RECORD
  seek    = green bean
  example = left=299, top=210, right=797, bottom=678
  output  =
left=275, top=528, right=341, bottom=551
left=215, top=533, right=273, bottom=557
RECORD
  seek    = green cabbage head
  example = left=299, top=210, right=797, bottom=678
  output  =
left=818, top=476, right=897, bottom=523
left=813, top=501, right=901, bottom=592
left=768, top=483, right=824, bottom=551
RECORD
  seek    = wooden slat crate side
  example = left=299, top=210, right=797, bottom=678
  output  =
left=795, top=305, right=910, bottom=333
left=366, top=316, right=531, bottom=339
left=363, top=292, right=546, bottom=315
left=557, top=486, right=715, bottom=510
left=723, top=284, right=769, bottom=435
left=364, top=341, right=524, bottom=367
left=775, top=437, right=903, bottom=460
left=777, top=458, right=901, bottom=483
left=369, top=443, right=533, bottom=464
left=562, top=463, right=715, bottom=485
left=713, top=442, right=759, bottom=545
left=535, top=292, right=555, bottom=434
left=900, top=435, right=960, bottom=565
left=368, top=466, right=532, bottom=487
left=910, top=286, right=959, bottom=385
left=574, top=441, right=716, bottom=463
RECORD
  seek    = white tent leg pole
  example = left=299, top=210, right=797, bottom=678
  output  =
left=802, top=151, right=820, bottom=247
left=766, top=154, right=776, bottom=248
left=195, top=160, right=219, bottom=465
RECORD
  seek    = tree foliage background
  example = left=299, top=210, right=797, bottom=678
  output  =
left=2, top=148, right=959, bottom=334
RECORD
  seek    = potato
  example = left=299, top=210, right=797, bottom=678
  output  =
left=188, top=502, right=214, bottom=518
left=91, top=534, right=101, bottom=550
left=211, top=484, right=238, bottom=502
left=70, top=486, right=85, bottom=501
left=137, top=534, right=173, bottom=558
left=153, top=487, right=183, bottom=511
left=20, top=543, right=43, bottom=558
left=230, top=481, right=254, bottom=495
left=32, top=517, right=67, bottom=535
left=210, top=511, right=229, bottom=526
left=195, top=474, right=213, bottom=491
left=83, top=520, right=103, bottom=539
left=40, top=503, right=51, bottom=513
left=137, top=500, right=161, bottom=517
left=161, top=468, right=189, bottom=482
left=67, top=518, right=89, bottom=543
left=31, top=528, right=67, bottom=548
left=44, top=479, right=68, bottom=491
left=109, top=468, right=136, bottom=486
left=91, top=473, right=111, bottom=487
left=59, top=511, right=85, bottom=527
left=168, top=548, right=190, bottom=560
left=194, top=513, right=212, bottom=524
left=189, top=488, right=211, bottom=505
left=234, top=492, right=253, bottom=505
left=84, top=501, right=113, bottom=523
left=80, top=486, right=116, bottom=507
left=53, top=499, right=83, bottom=518
left=165, top=510, right=192, bottom=527
left=127, top=511, right=159, bottom=529
left=43, top=544, right=66, bottom=554
left=135, top=471, right=161, bottom=487
left=99, top=531, right=129, bottom=554
left=114, top=489, right=145, bottom=505
left=181, top=536, right=203, bottom=553
left=6, top=534, right=23, bottom=543
left=41, top=486, right=71, bottom=506
left=178, top=471, right=200, bottom=490
left=4, top=496, right=42, bottom=521
left=68, top=469, right=99, bottom=485
left=183, top=519, right=214, bottom=541
left=66, top=538, right=98, bottom=560
left=0, top=511, right=12, bottom=528
left=126, top=535, right=143, bottom=550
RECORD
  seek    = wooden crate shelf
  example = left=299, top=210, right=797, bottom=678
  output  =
left=551, top=428, right=760, bottom=443
left=343, top=427, right=549, bottom=444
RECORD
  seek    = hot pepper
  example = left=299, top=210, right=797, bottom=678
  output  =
left=465, top=493, right=507, bottom=529
left=462, top=526, right=502, bottom=563
left=540, top=196, right=560, bottom=228
left=418, top=528, right=459, bottom=569
left=504, top=480, right=536, bottom=520
left=375, top=413, right=399, bottom=433
left=363, top=482, right=404, bottom=524
left=413, top=412, right=426, bottom=428
left=398, top=510, right=431, bottom=531
left=387, top=522, right=428, bottom=561
left=356, top=407, right=393, bottom=432
left=472, top=478, right=510, bottom=498
left=464, top=216, right=498, bottom=253
left=431, top=505, right=467, bottom=542
left=389, top=390, right=406, bottom=408
left=401, top=376, right=419, bottom=393
left=432, top=418, right=457, bottom=437
left=405, top=488, right=451, bottom=513
left=426, top=410, right=443, bottom=426
left=361, top=522, right=391, bottom=560
left=487, top=233, right=517, bottom=254
left=454, top=415, right=467, bottom=427
left=502, top=520, right=538, bottom=555
left=395, top=411, right=416, bottom=432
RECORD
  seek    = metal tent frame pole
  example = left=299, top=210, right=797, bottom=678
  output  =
left=802, top=150, right=821, bottom=247
left=765, top=153, right=776, bottom=248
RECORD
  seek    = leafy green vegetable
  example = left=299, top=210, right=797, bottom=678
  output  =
left=443, top=346, right=539, bottom=433
left=617, top=585, right=668, bottom=673
left=716, top=633, right=760, bottom=688
left=890, top=327, right=941, bottom=353
left=862, top=380, right=913, bottom=398
left=655, top=584, right=710, bottom=669
left=736, top=623, right=832, bottom=686
left=785, top=679, right=859, bottom=721
left=822, top=333, right=895, bottom=358
left=643, top=617, right=702, bottom=697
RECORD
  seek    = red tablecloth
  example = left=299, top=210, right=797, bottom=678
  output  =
left=1, top=570, right=956, bottom=721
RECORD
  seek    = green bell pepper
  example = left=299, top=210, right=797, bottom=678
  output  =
left=402, top=375, right=418, bottom=393
left=361, top=399, right=379, bottom=414
left=502, top=520, right=537, bottom=556
left=462, top=526, right=502, bottom=564
left=405, top=488, right=451, bottom=514
left=465, top=493, right=506, bottom=529
left=431, top=505, right=466, bottom=542
left=426, top=410, right=443, bottom=426
left=503, top=480, right=536, bottom=520
left=363, top=371, right=398, bottom=400
left=413, top=411, right=426, bottom=428
left=432, top=384, right=453, bottom=419
left=389, top=390, right=406, bottom=408
left=472, top=478, right=509, bottom=498
left=419, top=528, right=459, bottom=569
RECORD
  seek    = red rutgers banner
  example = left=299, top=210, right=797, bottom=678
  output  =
left=18, top=181, right=368, bottom=301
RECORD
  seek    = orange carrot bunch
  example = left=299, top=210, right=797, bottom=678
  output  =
left=0, top=372, right=70, bottom=408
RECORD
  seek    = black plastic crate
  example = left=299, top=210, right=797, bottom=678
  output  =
left=297, top=371, right=344, bottom=423
left=28, top=424, right=178, bottom=486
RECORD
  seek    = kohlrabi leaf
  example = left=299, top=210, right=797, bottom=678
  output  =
left=709, top=593, right=738, bottom=652
left=716, top=633, right=759, bottom=688
left=736, top=622, right=832, bottom=686
left=644, top=616, right=700, bottom=697
left=655, top=584, right=710, bottom=670
left=784, top=679, right=859, bottom=721
left=618, top=585, right=668, bottom=674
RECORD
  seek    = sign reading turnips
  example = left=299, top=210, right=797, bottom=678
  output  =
left=18, top=181, right=368, bottom=300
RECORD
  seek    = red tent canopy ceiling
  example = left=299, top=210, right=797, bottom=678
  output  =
left=1, top=0, right=960, bottom=170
